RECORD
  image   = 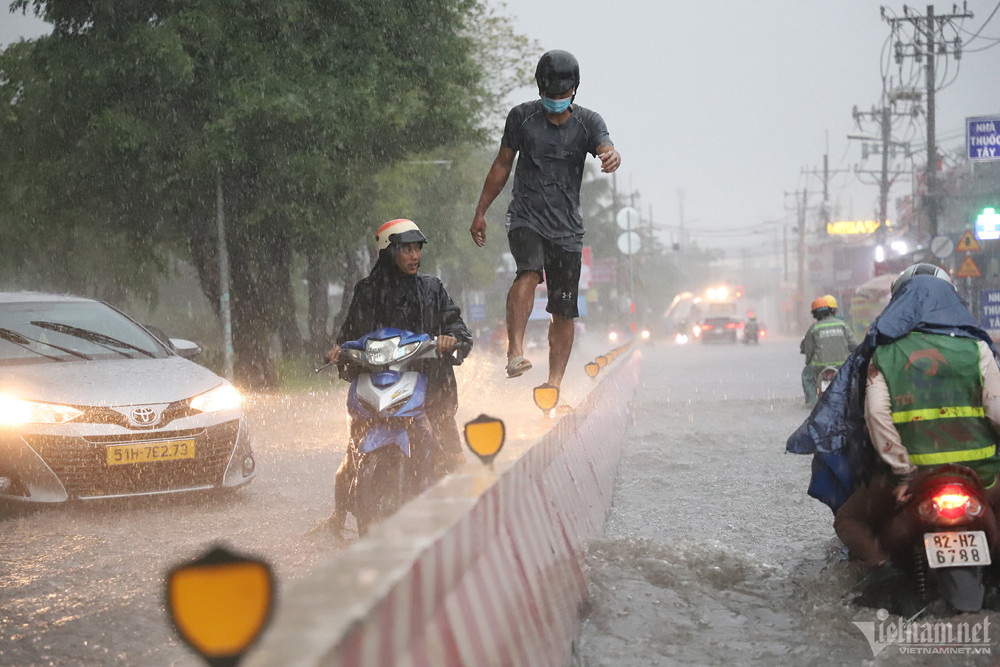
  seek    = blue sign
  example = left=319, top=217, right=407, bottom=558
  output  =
left=467, top=303, right=486, bottom=322
left=981, top=289, right=1000, bottom=330
left=967, top=115, right=1000, bottom=162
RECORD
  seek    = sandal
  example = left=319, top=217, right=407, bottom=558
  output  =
left=505, top=355, right=533, bottom=379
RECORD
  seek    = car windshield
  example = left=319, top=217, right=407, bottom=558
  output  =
left=0, top=300, right=170, bottom=365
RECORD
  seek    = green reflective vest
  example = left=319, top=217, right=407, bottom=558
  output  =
left=872, top=332, right=1000, bottom=480
left=803, top=317, right=854, bottom=366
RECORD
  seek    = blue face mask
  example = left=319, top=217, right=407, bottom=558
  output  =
left=540, top=95, right=572, bottom=113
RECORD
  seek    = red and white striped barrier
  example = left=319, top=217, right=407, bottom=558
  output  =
left=247, top=352, right=640, bottom=667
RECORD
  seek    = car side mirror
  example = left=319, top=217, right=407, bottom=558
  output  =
left=170, top=339, right=202, bottom=360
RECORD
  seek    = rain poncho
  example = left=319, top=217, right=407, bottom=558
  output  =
left=785, top=275, right=1000, bottom=513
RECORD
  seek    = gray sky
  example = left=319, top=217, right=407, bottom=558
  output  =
left=4, top=2, right=999, bottom=252
left=492, top=0, right=1000, bottom=250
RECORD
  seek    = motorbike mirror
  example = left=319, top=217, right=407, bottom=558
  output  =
left=533, top=383, right=559, bottom=413
left=464, top=414, right=506, bottom=465
left=165, top=545, right=275, bottom=666
left=584, top=361, right=600, bottom=378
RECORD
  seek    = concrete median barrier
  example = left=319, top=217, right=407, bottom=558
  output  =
left=246, top=352, right=640, bottom=667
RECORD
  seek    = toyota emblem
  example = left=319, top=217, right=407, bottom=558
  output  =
left=131, top=407, right=158, bottom=425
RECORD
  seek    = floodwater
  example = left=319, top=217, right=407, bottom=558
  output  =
left=2, top=333, right=997, bottom=665
left=575, top=337, right=999, bottom=666
left=0, top=338, right=588, bottom=666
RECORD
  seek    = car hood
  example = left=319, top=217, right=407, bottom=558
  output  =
left=2, top=356, right=226, bottom=406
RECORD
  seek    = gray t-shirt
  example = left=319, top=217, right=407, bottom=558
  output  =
left=501, top=100, right=612, bottom=252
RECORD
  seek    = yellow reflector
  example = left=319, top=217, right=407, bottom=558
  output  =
left=464, top=414, right=506, bottom=464
left=167, top=546, right=274, bottom=661
left=533, top=384, right=559, bottom=412
left=585, top=362, right=600, bottom=377
left=596, top=355, right=608, bottom=368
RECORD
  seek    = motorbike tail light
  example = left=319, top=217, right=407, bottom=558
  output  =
left=918, top=483, right=980, bottom=522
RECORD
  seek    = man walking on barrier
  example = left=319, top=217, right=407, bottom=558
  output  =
left=470, top=49, right=620, bottom=396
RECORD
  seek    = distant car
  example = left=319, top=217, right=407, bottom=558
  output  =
left=0, top=292, right=256, bottom=504
left=694, top=316, right=740, bottom=343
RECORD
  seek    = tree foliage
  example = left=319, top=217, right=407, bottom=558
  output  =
left=0, top=0, right=522, bottom=386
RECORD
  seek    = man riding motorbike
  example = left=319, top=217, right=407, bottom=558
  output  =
left=326, top=219, right=473, bottom=531
left=832, top=263, right=1000, bottom=571
left=743, top=313, right=761, bottom=344
left=800, top=295, right=857, bottom=405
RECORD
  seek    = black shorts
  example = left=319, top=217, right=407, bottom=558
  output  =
left=508, top=227, right=580, bottom=319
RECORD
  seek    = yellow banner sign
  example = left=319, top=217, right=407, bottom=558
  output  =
left=826, top=220, right=884, bottom=235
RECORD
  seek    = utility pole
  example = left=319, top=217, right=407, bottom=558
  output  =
left=802, top=153, right=851, bottom=234
left=850, top=94, right=916, bottom=247
left=784, top=188, right=810, bottom=331
left=216, top=167, right=234, bottom=381
left=798, top=187, right=807, bottom=331
left=883, top=3, right=973, bottom=241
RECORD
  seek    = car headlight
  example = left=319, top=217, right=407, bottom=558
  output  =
left=0, top=394, right=83, bottom=425
left=189, top=383, right=243, bottom=413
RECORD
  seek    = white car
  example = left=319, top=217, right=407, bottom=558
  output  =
left=0, top=292, right=256, bottom=503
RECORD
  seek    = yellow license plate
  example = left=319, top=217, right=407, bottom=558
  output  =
left=106, top=439, right=196, bottom=465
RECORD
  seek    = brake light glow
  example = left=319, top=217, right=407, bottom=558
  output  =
left=917, top=483, right=982, bottom=523
left=724, top=322, right=737, bottom=329
left=700, top=324, right=713, bottom=331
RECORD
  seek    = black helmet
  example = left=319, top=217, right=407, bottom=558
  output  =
left=890, top=262, right=953, bottom=295
left=535, top=50, right=580, bottom=96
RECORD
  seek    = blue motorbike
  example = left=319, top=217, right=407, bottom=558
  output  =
left=338, top=327, right=444, bottom=535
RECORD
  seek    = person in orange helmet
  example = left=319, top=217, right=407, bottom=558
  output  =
left=800, top=295, right=857, bottom=406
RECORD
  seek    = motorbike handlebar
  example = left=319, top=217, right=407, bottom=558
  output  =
left=316, top=334, right=461, bottom=375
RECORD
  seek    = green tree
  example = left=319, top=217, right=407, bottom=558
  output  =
left=1, top=0, right=491, bottom=386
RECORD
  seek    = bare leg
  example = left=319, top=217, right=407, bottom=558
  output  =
left=547, top=314, right=574, bottom=388
left=506, top=272, right=540, bottom=360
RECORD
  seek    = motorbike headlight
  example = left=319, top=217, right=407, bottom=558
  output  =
left=365, top=336, right=402, bottom=365
left=190, top=383, right=243, bottom=413
left=0, top=394, right=83, bottom=425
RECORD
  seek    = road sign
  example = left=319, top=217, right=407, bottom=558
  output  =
left=617, top=231, right=641, bottom=255
left=957, top=255, right=981, bottom=278
left=930, top=235, right=955, bottom=260
left=467, top=303, right=486, bottom=321
left=956, top=229, right=981, bottom=252
left=615, top=207, right=640, bottom=231
left=967, top=115, right=1000, bottom=162
left=981, top=289, right=1000, bottom=330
